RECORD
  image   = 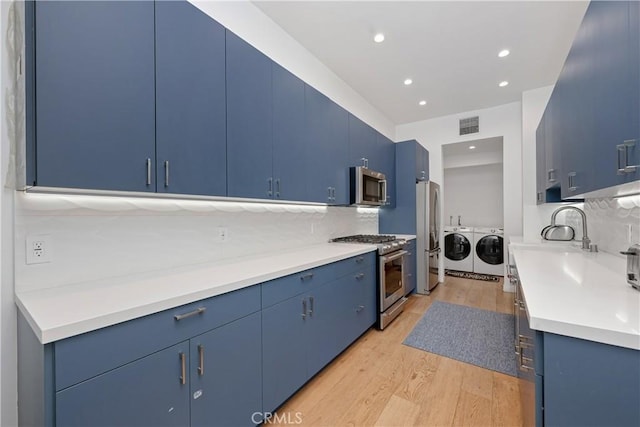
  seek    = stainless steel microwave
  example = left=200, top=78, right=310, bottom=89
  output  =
left=350, top=166, right=387, bottom=206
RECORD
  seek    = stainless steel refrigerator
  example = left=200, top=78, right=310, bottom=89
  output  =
left=416, top=181, right=441, bottom=294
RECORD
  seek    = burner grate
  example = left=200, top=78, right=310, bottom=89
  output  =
left=331, top=234, right=397, bottom=244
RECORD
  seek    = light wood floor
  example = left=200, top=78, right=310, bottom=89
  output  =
left=269, top=276, right=522, bottom=427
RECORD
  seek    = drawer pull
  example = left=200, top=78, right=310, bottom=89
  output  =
left=179, top=352, right=186, bottom=385
left=198, top=345, right=205, bottom=376
left=174, top=307, right=206, bottom=321
left=300, top=273, right=314, bottom=281
left=355, top=273, right=365, bottom=280
left=356, top=256, right=364, bottom=263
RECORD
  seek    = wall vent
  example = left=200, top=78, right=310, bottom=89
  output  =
left=459, top=116, right=479, bottom=135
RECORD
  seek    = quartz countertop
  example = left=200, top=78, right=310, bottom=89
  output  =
left=16, top=243, right=377, bottom=344
left=511, top=244, right=639, bottom=350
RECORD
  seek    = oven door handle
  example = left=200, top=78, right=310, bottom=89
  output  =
left=381, top=250, right=408, bottom=263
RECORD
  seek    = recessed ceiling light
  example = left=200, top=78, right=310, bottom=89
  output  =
left=374, top=33, right=385, bottom=43
left=498, top=49, right=510, bottom=58
left=499, top=81, right=509, bottom=87
left=404, top=79, right=413, bottom=86
left=419, top=100, right=427, bottom=106
left=469, top=145, right=476, bottom=150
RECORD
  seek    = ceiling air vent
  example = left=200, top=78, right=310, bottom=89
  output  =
left=459, top=116, right=479, bottom=135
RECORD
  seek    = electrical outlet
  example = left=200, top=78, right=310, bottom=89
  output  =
left=218, top=227, right=228, bottom=242
left=26, top=234, right=52, bottom=264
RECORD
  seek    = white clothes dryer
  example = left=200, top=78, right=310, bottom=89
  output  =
left=444, top=226, right=474, bottom=273
left=473, top=227, right=504, bottom=276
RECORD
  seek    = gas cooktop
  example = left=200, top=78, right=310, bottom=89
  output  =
left=330, top=234, right=406, bottom=255
left=331, top=234, right=397, bottom=244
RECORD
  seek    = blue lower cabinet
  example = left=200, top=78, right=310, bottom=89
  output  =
left=56, top=342, right=190, bottom=427
left=262, top=295, right=308, bottom=413
left=261, top=253, right=377, bottom=413
left=404, top=240, right=417, bottom=295
left=190, top=312, right=262, bottom=427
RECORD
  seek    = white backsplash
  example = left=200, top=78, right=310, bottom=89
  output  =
left=14, top=193, right=378, bottom=292
left=584, top=195, right=640, bottom=255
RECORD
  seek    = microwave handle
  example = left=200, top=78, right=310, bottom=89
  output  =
left=380, top=179, right=388, bottom=204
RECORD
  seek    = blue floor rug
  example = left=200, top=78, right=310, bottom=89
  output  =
left=403, top=300, right=517, bottom=377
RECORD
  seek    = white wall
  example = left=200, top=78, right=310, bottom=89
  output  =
left=443, top=164, right=504, bottom=228
left=443, top=150, right=503, bottom=169
left=14, top=195, right=377, bottom=293
left=1, top=1, right=18, bottom=425
left=396, top=102, right=523, bottom=279
left=190, top=0, right=394, bottom=140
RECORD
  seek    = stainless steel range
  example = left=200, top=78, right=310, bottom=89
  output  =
left=331, top=234, right=408, bottom=329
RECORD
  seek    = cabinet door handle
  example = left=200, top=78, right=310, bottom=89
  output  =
left=179, top=352, right=186, bottom=385
left=547, top=169, right=555, bottom=182
left=300, top=272, right=314, bottom=281
left=568, top=172, right=577, bottom=191
left=618, top=140, right=639, bottom=174
left=174, top=307, right=206, bottom=321
left=355, top=305, right=364, bottom=313
left=275, top=179, right=281, bottom=198
left=146, top=158, right=152, bottom=186
left=356, top=256, right=364, bottom=263
left=327, top=187, right=332, bottom=201
left=308, top=296, right=314, bottom=316
left=268, top=177, right=273, bottom=197
left=164, top=160, right=170, bottom=187
left=302, top=298, right=307, bottom=320
left=197, top=344, right=204, bottom=376
left=355, top=273, right=365, bottom=280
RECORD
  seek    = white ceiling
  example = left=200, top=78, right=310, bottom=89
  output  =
left=253, top=1, right=589, bottom=125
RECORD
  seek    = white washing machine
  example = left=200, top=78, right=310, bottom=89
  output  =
left=473, top=227, right=504, bottom=276
left=444, top=226, right=474, bottom=273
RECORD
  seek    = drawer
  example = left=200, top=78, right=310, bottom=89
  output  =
left=54, top=284, right=260, bottom=391
left=261, top=263, right=334, bottom=308
left=332, top=252, right=375, bottom=278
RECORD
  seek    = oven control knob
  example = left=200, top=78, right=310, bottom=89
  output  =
left=382, top=244, right=390, bottom=252
left=392, top=242, right=398, bottom=248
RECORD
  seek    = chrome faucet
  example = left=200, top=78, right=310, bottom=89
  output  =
left=550, top=206, right=592, bottom=250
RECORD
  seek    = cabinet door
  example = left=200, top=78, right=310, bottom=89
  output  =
left=34, top=1, right=155, bottom=192
left=378, top=132, right=396, bottom=208
left=226, top=31, right=274, bottom=199
left=535, top=114, right=546, bottom=204
left=405, top=240, right=417, bottom=294
left=190, top=312, right=262, bottom=427
left=273, top=64, right=307, bottom=201
left=348, top=115, right=377, bottom=168
left=414, top=142, right=429, bottom=182
left=560, top=7, right=595, bottom=199
left=155, top=1, right=226, bottom=196
left=592, top=1, right=640, bottom=188
left=56, top=342, right=190, bottom=427
left=262, top=296, right=308, bottom=412
left=305, top=86, right=349, bottom=204
left=306, top=279, right=346, bottom=375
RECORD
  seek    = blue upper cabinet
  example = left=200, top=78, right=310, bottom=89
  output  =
left=377, top=132, right=396, bottom=208
left=591, top=1, right=639, bottom=188
left=155, top=1, right=226, bottom=196
left=542, top=0, right=640, bottom=200
left=348, top=114, right=377, bottom=169
left=273, top=64, right=308, bottom=201
left=305, top=86, right=349, bottom=204
left=415, top=142, right=429, bottom=182
left=226, top=31, right=274, bottom=199
left=33, top=1, right=156, bottom=191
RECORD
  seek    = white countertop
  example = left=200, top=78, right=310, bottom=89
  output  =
left=511, top=244, right=640, bottom=350
left=396, top=234, right=417, bottom=241
left=16, top=243, right=377, bottom=344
